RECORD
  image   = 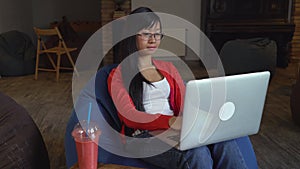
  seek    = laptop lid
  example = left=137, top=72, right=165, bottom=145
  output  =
left=178, top=71, right=270, bottom=150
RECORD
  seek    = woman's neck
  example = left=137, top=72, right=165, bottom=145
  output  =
left=138, top=54, right=163, bottom=82
left=138, top=55, right=154, bottom=69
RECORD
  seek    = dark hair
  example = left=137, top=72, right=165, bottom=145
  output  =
left=119, top=7, right=162, bottom=111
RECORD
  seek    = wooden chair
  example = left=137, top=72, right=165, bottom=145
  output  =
left=33, top=27, right=78, bottom=81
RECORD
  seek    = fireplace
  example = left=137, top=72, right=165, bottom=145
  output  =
left=201, top=0, right=295, bottom=67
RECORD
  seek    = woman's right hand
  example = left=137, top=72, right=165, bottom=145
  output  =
left=168, top=116, right=182, bottom=130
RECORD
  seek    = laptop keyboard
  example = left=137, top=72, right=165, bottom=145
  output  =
left=167, top=134, right=180, bottom=141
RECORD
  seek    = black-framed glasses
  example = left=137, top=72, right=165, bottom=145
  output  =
left=137, top=32, right=164, bottom=41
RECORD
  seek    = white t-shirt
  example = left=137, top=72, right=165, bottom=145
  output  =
left=142, top=77, right=174, bottom=116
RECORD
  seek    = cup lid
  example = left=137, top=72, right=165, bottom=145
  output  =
left=72, top=120, right=101, bottom=139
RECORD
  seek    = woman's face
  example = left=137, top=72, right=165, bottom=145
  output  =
left=136, top=22, right=162, bottom=56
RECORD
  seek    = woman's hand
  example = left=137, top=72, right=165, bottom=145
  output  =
left=168, top=116, right=182, bottom=130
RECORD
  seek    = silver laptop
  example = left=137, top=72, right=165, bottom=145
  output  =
left=150, top=71, right=270, bottom=151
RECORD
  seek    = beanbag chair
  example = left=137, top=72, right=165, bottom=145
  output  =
left=0, top=92, right=50, bottom=169
left=0, top=30, right=35, bottom=76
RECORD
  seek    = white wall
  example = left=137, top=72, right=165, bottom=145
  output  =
left=0, top=0, right=33, bottom=36
left=132, top=0, right=202, bottom=60
left=132, top=0, right=201, bottom=28
left=31, top=0, right=101, bottom=29
left=0, top=0, right=100, bottom=38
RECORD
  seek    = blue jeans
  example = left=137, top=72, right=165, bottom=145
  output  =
left=125, top=132, right=248, bottom=169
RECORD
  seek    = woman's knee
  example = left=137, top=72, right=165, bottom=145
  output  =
left=181, top=146, right=213, bottom=169
left=212, top=140, right=248, bottom=169
left=214, top=139, right=239, bottom=152
left=187, top=146, right=212, bottom=157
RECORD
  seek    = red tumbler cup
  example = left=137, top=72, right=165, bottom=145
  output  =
left=72, top=121, right=101, bottom=169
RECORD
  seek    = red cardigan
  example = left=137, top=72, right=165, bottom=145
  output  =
left=107, top=59, right=186, bottom=132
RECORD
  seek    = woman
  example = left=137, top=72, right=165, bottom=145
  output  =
left=107, top=7, right=247, bottom=169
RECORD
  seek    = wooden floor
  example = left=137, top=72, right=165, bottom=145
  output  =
left=0, top=63, right=300, bottom=169
left=250, top=63, right=300, bottom=169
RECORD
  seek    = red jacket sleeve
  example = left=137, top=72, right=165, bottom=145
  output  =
left=107, top=67, right=172, bottom=131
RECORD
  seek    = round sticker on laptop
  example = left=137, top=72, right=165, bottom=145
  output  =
left=219, top=102, right=235, bottom=121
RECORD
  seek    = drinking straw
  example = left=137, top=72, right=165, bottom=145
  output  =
left=87, top=102, right=92, bottom=125
left=86, top=102, right=92, bottom=135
